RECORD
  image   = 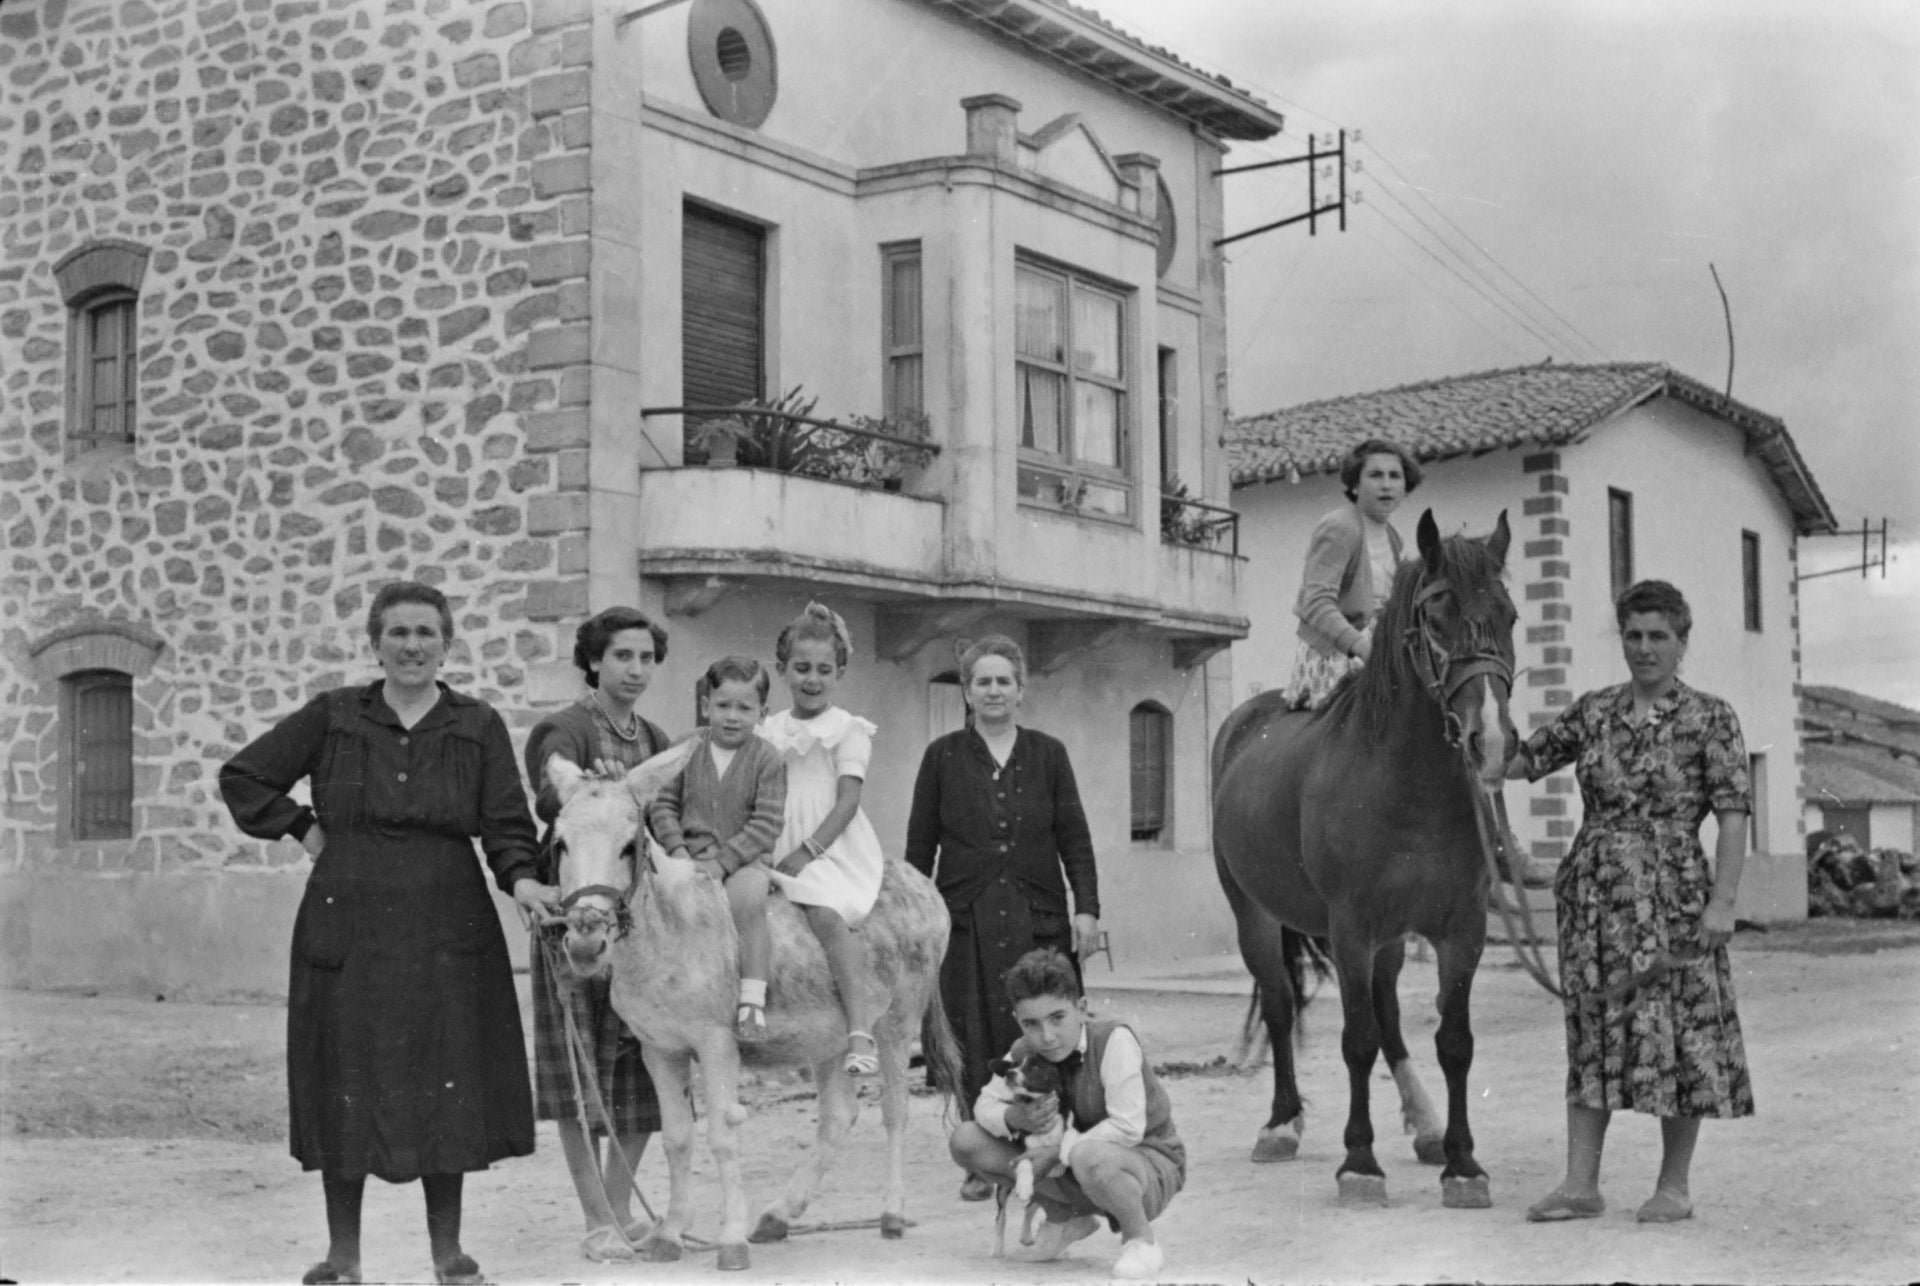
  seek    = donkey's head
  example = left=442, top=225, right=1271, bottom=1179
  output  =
left=546, top=740, right=692, bottom=977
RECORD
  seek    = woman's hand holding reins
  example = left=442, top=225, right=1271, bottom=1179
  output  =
left=1350, top=630, right=1374, bottom=663
left=513, top=878, right=560, bottom=926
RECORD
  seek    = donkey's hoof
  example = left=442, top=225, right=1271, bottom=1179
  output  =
left=1337, top=1172, right=1389, bottom=1207
left=1251, top=1120, right=1302, bottom=1163
left=879, top=1212, right=908, bottom=1240
left=715, top=1242, right=751, bottom=1271
left=1413, top=1131, right=1448, bottom=1165
left=636, top=1235, right=682, bottom=1263
left=1442, top=1175, right=1492, bottom=1208
left=748, top=1212, right=789, bottom=1244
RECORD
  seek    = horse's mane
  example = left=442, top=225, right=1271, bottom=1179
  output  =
left=1347, top=531, right=1508, bottom=744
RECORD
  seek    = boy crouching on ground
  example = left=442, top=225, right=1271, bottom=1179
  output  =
left=948, top=948, right=1186, bottom=1279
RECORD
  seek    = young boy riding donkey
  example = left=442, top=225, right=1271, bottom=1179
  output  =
left=948, top=948, right=1185, bottom=1280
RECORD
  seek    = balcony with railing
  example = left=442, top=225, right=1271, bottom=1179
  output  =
left=634, top=399, right=947, bottom=612
left=633, top=397, right=1244, bottom=652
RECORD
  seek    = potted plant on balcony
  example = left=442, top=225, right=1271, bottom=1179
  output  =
left=689, top=416, right=753, bottom=467
left=1160, top=476, right=1215, bottom=547
left=848, top=410, right=934, bottom=491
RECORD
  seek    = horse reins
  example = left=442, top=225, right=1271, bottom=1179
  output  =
left=1406, top=573, right=1564, bottom=999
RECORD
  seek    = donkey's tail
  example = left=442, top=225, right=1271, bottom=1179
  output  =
left=918, top=983, right=967, bottom=1125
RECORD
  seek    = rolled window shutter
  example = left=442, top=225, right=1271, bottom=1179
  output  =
left=682, top=207, right=764, bottom=409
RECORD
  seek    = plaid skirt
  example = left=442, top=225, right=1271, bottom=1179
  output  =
left=529, top=926, right=662, bottom=1136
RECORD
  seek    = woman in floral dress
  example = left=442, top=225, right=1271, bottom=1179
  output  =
left=1510, top=580, right=1753, bottom=1225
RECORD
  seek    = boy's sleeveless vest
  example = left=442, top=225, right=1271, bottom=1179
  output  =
left=1028, top=1018, right=1186, bottom=1177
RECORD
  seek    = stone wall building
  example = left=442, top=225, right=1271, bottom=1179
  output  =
left=1, top=0, right=1283, bottom=996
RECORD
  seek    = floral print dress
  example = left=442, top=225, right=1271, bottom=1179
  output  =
left=1518, top=681, right=1755, bottom=1118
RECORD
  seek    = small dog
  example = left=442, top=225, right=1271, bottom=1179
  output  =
left=988, top=1051, right=1069, bottom=1257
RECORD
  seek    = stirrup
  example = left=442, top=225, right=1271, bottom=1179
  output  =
left=735, top=1001, right=767, bottom=1043
left=843, top=1030, right=879, bottom=1076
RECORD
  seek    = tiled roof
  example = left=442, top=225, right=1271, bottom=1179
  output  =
left=921, top=0, right=1284, bottom=140
left=1228, top=362, right=1837, bottom=535
left=1805, top=742, right=1920, bottom=806
left=1803, top=684, right=1920, bottom=731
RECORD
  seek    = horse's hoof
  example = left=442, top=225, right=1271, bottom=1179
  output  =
left=715, top=1242, right=751, bottom=1271
left=637, top=1235, right=683, bottom=1263
left=748, top=1212, right=789, bottom=1243
left=879, top=1212, right=907, bottom=1240
left=1251, top=1120, right=1302, bottom=1163
left=1413, top=1132, right=1448, bottom=1165
left=1442, top=1175, right=1492, bottom=1209
left=1337, top=1172, right=1389, bottom=1207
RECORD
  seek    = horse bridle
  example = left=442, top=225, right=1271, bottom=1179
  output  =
left=1404, top=575, right=1514, bottom=749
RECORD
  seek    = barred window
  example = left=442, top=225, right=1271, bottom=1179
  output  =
left=67, top=670, right=133, bottom=841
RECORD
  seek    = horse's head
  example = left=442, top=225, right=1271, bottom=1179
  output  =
left=546, top=740, right=693, bottom=977
left=1403, top=508, right=1517, bottom=788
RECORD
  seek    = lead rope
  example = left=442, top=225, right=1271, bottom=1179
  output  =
left=1470, top=786, right=1563, bottom=999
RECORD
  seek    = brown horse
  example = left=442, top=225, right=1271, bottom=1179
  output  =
left=1213, top=509, right=1515, bottom=1208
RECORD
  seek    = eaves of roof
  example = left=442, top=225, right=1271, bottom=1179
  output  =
left=1805, top=742, right=1920, bottom=806
left=918, top=0, right=1285, bottom=140
left=1227, top=361, right=1838, bottom=536
left=1802, top=684, right=1920, bottom=731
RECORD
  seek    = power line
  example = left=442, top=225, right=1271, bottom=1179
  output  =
left=1364, top=198, right=1573, bottom=357
left=1362, top=148, right=1613, bottom=362
left=1353, top=222, right=1534, bottom=362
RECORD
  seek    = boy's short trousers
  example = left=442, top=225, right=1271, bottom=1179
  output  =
left=1040, top=1139, right=1183, bottom=1224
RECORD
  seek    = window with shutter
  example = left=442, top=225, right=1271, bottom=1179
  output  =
left=1129, top=702, right=1171, bottom=843
left=682, top=203, right=766, bottom=418
left=68, top=670, right=133, bottom=841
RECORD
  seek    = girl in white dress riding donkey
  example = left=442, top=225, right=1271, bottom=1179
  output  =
left=759, top=602, right=887, bottom=1077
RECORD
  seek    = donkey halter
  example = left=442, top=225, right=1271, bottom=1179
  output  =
left=553, top=845, right=636, bottom=940
left=1404, top=575, right=1514, bottom=749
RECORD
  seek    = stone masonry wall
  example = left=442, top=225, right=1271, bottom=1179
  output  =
left=0, top=0, right=596, bottom=885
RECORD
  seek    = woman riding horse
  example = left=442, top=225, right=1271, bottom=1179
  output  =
left=1213, top=510, right=1515, bottom=1208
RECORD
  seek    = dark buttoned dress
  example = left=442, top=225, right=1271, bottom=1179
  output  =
left=220, top=682, right=540, bottom=1182
left=905, top=726, right=1100, bottom=1106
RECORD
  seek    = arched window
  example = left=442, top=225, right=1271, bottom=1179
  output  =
left=1129, top=701, right=1171, bottom=844
left=53, top=239, right=150, bottom=454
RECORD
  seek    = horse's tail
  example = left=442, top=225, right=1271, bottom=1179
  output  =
left=918, top=983, right=967, bottom=1124
left=1239, top=927, right=1333, bottom=1053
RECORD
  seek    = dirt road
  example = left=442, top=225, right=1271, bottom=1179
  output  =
left=5, top=924, right=1917, bottom=1284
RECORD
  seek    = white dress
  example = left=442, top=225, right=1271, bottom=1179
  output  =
left=757, top=706, right=885, bottom=927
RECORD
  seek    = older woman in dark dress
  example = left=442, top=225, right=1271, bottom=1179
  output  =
left=904, top=635, right=1101, bottom=1199
left=1509, top=580, right=1753, bottom=1225
left=220, top=582, right=546, bottom=1285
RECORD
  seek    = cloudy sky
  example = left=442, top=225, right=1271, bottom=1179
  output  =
left=1087, top=0, right=1919, bottom=706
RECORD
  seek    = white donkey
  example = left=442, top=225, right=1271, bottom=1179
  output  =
left=544, top=745, right=962, bottom=1271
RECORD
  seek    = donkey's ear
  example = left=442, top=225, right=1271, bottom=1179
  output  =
left=546, top=755, right=589, bottom=806
left=1417, top=508, right=1443, bottom=573
left=953, top=636, right=975, bottom=668
left=1486, top=509, right=1511, bottom=566
left=625, top=738, right=696, bottom=807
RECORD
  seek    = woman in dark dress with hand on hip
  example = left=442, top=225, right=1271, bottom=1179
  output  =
left=904, top=635, right=1101, bottom=1199
left=220, top=582, right=545, bottom=1285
